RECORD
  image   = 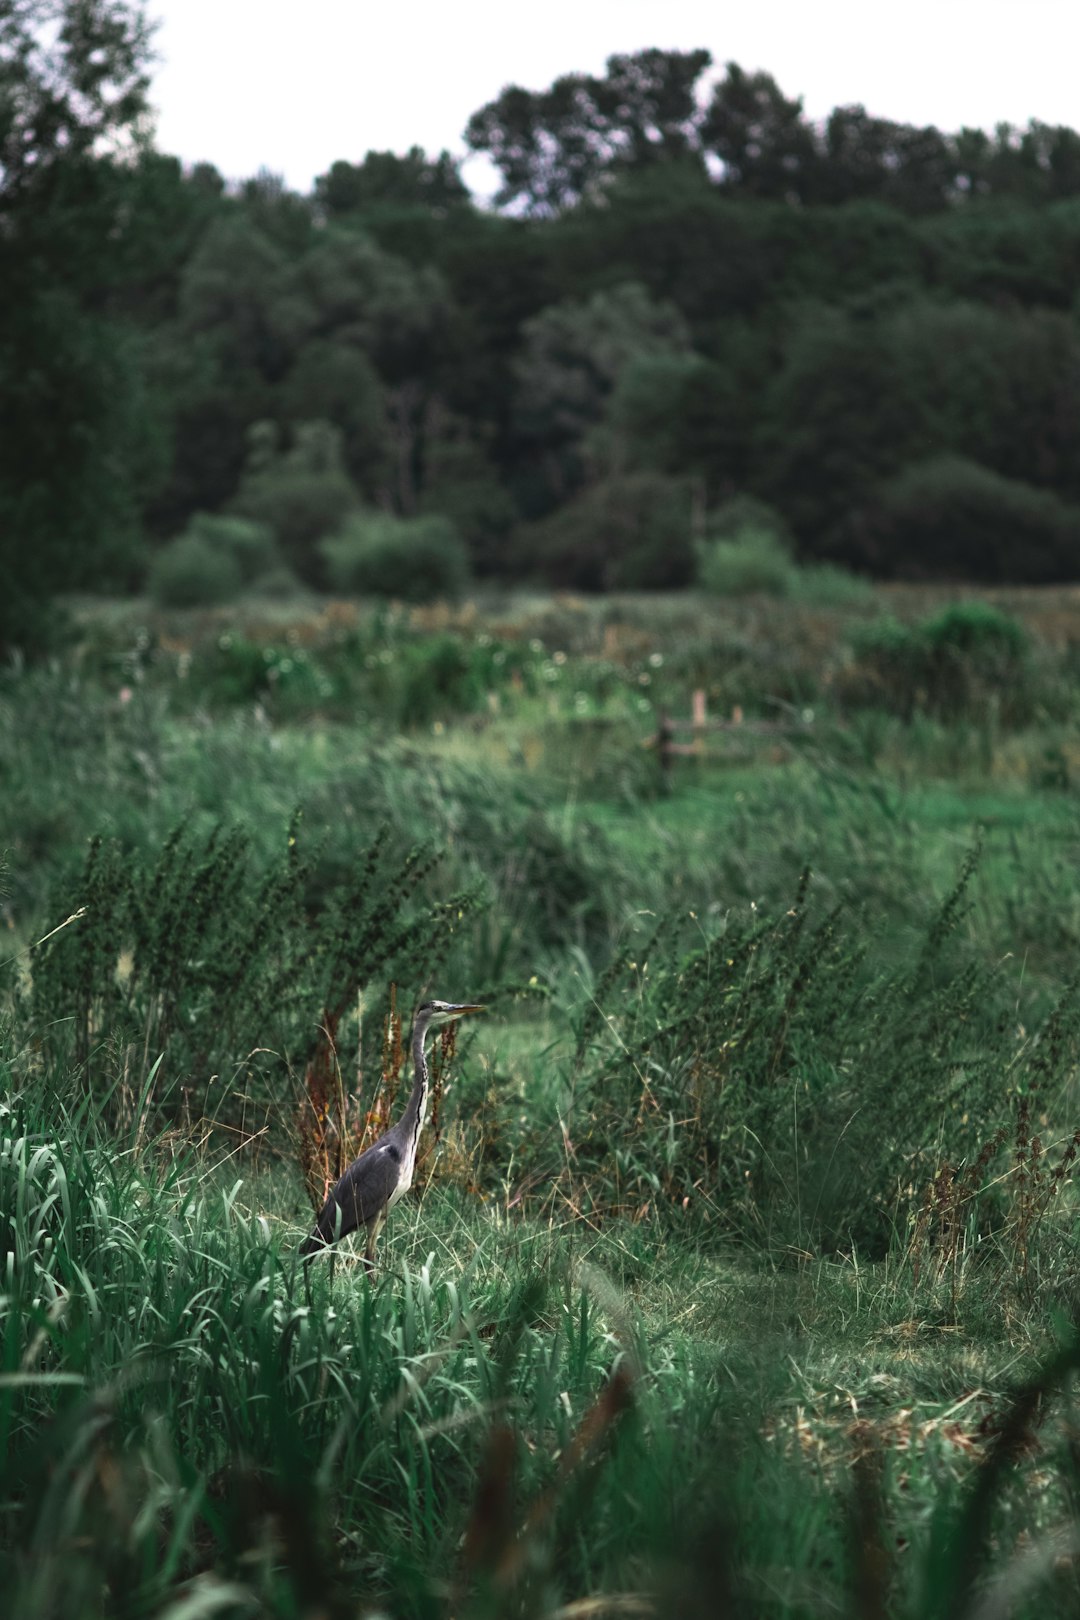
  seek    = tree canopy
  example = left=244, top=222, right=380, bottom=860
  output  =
left=0, top=0, right=161, bottom=652
left=8, top=30, right=1080, bottom=650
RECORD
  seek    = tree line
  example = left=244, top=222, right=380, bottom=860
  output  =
left=5, top=3, right=1080, bottom=650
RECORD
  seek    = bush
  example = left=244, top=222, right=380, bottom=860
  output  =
left=697, top=527, right=793, bottom=596
left=146, top=535, right=242, bottom=608
left=247, top=563, right=305, bottom=599
left=531, top=473, right=695, bottom=590
left=842, top=455, right=1080, bottom=582
left=698, top=499, right=873, bottom=603
left=184, top=512, right=279, bottom=583
left=786, top=562, right=877, bottom=608
left=842, top=601, right=1032, bottom=721
left=921, top=599, right=1030, bottom=658
left=320, top=512, right=470, bottom=602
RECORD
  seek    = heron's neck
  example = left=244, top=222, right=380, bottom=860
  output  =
left=401, top=1018, right=432, bottom=1157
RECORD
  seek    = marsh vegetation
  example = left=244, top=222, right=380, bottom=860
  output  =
left=5, top=585, right=1080, bottom=1615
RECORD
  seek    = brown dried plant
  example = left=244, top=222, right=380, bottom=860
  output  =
left=296, top=985, right=409, bottom=1214
left=910, top=1091, right=1080, bottom=1300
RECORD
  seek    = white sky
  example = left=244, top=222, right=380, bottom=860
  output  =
left=147, top=0, right=1080, bottom=196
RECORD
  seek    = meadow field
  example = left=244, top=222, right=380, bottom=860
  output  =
left=5, top=582, right=1080, bottom=1617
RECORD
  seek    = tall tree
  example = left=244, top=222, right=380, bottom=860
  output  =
left=811, top=105, right=955, bottom=210
left=513, top=281, right=691, bottom=507
left=464, top=47, right=711, bottom=214
left=701, top=63, right=817, bottom=199
left=0, top=0, right=152, bottom=197
left=0, top=0, right=157, bottom=653
left=314, top=147, right=470, bottom=218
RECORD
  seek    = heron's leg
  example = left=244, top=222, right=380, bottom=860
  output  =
left=363, top=1213, right=383, bottom=1272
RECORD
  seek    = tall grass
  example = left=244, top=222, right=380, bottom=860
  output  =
left=4, top=1064, right=1080, bottom=1616
left=27, top=819, right=481, bottom=1131
left=7, top=588, right=1080, bottom=1613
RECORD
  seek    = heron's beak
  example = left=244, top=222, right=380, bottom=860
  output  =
left=448, top=1003, right=485, bottom=1018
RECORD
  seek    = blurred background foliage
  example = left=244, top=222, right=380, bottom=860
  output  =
left=9, top=7, right=1080, bottom=652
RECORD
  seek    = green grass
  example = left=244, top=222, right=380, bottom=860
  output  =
left=1, top=1092, right=1078, bottom=1618
left=5, top=584, right=1080, bottom=1614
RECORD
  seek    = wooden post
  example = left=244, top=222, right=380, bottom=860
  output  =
left=692, top=688, right=707, bottom=755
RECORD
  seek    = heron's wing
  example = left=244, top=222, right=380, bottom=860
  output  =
left=300, top=1139, right=403, bottom=1256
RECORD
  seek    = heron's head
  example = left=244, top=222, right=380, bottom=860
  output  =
left=415, top=999, right=485, bottom=1030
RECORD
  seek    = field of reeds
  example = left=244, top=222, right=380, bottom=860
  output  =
left=6, top=582, right=1080, bottom=1617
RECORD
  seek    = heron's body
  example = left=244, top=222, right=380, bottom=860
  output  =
left=299, top=999, right=482, bottom=1269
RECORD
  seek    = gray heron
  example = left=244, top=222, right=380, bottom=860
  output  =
left=299, top=999, right=484, bottom=1269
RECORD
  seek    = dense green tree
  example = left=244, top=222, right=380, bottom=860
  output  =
left=284, top=229, right=456, bottom=511
left=513, top=281, right=691, bottom=508
left=278, top=343, right=388, bottom=495
left=150, top=215, right=460, bottom=528
left=179, top=214, right=294, bottom=379
left=762, top=298, right=1080, bottom=552
left=415, top=406, right=516, bottom=574
left=976, top=121, right=1080, bottom=202
left=918, top=199, right=1080, bottom=307
left=701, top=63, right=817, bottom=199
left=320, top=509, right=470, bottom=601
left=840, top=456, right=1080, bottom=581
left=0, top=0, right=159, bottom=652
left=14, top=24, right=1080, bottom=616
left=810, top=106, right=955, bottom=210
left=237, top=168, right=316, bottom=253
left=597, top=350, right=749, bottom=499
left=465, top=47, right=711, bottom=214
left=314, top=147, right=470, bottom=218
left=886, top=302, right=1080, bottom=496
left=593, top=47, right=712, bottom=168
left=0, top=0, right=152, bottom=196
left=229, top=420, right=360, bottom=583
left=597, top=352, right=711, bottom=475
left=148, top=211, right=290, bottom=526
left=759, top=304, right=921, bottom=547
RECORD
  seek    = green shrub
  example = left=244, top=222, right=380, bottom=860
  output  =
left=698, top=499, right=873, bottom=603
left=843, top=455, right=1080, bottom=582
left=697, top=527, right=793, bottom=597
left=786, top=561, right=876, bottom=608
left=921, top=599, right=1030, bottom=658
left=320, top=511, right=470, bottom=602
left=247, top=563, right=305, bottom=599
left=842, top=601, right=1032, bottom=721
left=146, top=534, right=242, bottom=608
left=184, top=511, right=279, bottom=582
left=398, top=634, right=482, bottom=724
